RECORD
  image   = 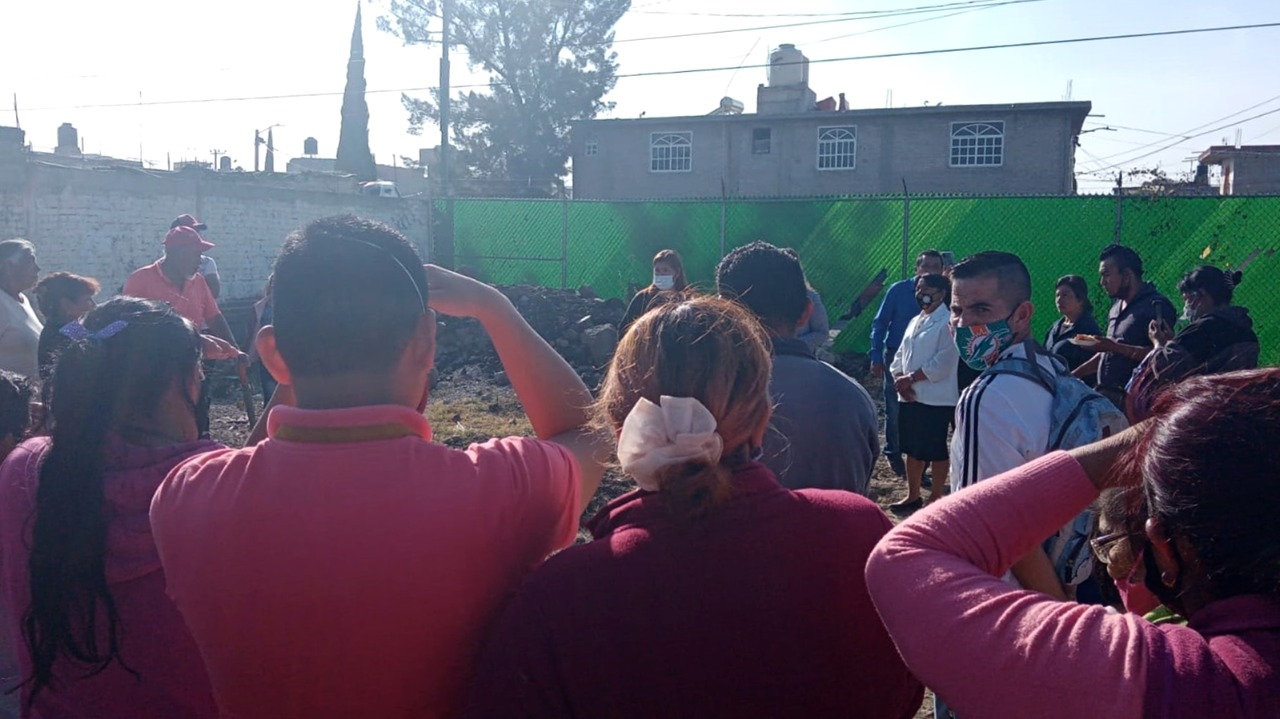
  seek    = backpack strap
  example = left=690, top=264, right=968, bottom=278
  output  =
left=982, top=339, right=1057, bottom=395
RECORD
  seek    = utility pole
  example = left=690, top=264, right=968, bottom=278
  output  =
left=440, top=0, right=451, bottom=191
left=438, top=0, right=455, bottom=267
left=254, top=130, right=262, bottom=173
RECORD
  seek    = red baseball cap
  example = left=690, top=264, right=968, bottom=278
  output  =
left=164, top=226, right=215, bottom=251
left=170, top=214, right=208, bottom=231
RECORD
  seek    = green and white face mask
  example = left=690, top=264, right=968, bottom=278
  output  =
left=952, top=313, right=1017, bottom=371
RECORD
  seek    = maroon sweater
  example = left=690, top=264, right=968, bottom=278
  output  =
left=464, top=463, right=923, bottom=719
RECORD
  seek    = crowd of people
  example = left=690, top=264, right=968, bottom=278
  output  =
left=0, top=215, right=1269, bottom=719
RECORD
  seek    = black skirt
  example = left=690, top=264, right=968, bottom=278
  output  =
left=897, top=402, right=954, bottom=462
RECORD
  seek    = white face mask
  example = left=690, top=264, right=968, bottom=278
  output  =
left=1180, top=302, right=1200, bottom=323
left=653, top=274, right=675, bottom=290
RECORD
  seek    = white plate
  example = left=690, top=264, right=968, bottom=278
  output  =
left=1069, top=337, right=1101, bottom=348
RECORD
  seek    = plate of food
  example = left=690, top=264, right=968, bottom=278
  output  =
left=1069, top=334, right=1103, bottom=348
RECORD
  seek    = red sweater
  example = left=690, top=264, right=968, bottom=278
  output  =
left=465, top=463, right=923, bottom=719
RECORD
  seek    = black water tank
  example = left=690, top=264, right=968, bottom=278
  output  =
left=219, top=155, right=232, bottom=171
left=303, top=137, right=319, bottom=156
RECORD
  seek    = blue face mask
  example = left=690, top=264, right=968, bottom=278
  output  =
left=952, top=312, right=1017, bottom=370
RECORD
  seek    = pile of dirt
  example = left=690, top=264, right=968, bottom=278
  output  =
left=433, top=285, right=626, bottom=387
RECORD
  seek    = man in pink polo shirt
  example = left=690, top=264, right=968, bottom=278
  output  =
left=123, top=225, right=236, bottom=343
left=124, top=224, right=240, bottom=439
left=150, top=215, right=605, bottom=718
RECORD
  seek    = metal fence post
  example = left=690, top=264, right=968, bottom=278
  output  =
left=425, top=197, right=434, bottom=264
left=560, top=197, right=569, bottom=290
left=901, top=180, right=911, bottom=280
left=719, top=187, right=728, bottom=259
left=1113, top=172, right=1124, bottom=245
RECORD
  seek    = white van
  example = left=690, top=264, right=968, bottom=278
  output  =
left=360, top=181, right=402, bottom=198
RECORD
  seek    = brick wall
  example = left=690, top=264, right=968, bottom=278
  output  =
left=0, top=158, right=433, bottom=301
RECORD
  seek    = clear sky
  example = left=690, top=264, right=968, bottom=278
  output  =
left=4, top=0, right=1278, bottom=194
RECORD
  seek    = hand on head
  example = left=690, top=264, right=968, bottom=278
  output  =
left=424, top=264, right=508, bottom=320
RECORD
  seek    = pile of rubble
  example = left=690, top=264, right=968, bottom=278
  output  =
left=433, top=285, right=626, bottom=388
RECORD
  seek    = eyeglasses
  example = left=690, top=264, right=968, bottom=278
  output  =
left=1090, top=531, right=1142, bottom=565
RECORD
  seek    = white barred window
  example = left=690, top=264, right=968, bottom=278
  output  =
left=817, top=126, right=857, bottom=170
left=650, top=132, right=692, bottom=173
left=950, top=122, right=1005, bottom=167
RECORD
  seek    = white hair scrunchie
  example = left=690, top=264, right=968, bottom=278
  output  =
left=617, top=396, right=724, bottom=492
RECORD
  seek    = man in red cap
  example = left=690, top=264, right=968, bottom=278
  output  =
left=171, top=214, right=221, bottom=299
left=124, top=224, right=240, bottom=437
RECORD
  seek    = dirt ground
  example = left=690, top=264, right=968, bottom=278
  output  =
left=208, top=370, right=935, bottom=718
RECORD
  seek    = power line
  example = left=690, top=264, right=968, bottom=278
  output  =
left=1083, top=122, right=1189, bottom=138
left=22, top=21, right=1280, bottom=113
left=1081, top=92, right=1280, bottom=165
left=1084, top=104, right=1280, bottom=174
left=629, top=0, right=1039, bottom=19
left=612, top=21, right=1280, bottom=79
left=808, top=1, right=1025, bottom=47
left=613, top=0, right=1046, bottom=44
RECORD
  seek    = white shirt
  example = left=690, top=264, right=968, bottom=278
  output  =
left=889, top=308, right=959, bottom=407
left=0, top=291, right=43, bottom=380
left=950, top=343, right=1057, bottom=493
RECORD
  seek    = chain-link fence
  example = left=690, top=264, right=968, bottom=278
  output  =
left=434, top=195, right=1280, bottom=365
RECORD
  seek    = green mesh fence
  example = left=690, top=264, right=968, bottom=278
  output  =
left=438, top=195, right=1280, bottom=366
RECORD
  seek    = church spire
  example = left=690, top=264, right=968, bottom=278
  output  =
left=350, top=3, right=364, bottom=62
left=336, top=2, right=376, bottom=182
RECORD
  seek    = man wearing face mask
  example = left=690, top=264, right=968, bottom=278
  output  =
left=949, top=253, right=1068, bottom=592
left=1071, top=244, right=1175, bottom=410
left=941, top=251, right=1069, bottom=719
left=620, top=249, right=689, bottom=334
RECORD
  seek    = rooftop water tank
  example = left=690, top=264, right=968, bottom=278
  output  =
left=55, top=123, right=80, bottom=156
left=303, top=137, right=319, bottom=156
left=768, top=44, right=809, bottom=88
left=718, top=96, right=745, bottom=114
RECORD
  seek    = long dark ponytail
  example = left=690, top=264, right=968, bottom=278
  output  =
left=23, top=298, right=201, bottom=704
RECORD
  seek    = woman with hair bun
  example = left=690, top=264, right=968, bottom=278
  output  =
left=465, top=296, right=922, bottom=719
left=1125, top=265, right=1258, bottom=422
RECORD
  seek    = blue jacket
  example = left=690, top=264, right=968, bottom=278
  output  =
left=869, top=278, right=920, bottom=365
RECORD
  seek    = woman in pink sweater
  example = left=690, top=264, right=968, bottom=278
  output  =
left=0, top=299, right=218, bottom=718
left=866, top=368, right=1280, bottom=718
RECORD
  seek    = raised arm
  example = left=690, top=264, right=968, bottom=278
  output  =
left=426, top=266, right=607, bottom=512
left=865, top=451, right=1151, bottom=719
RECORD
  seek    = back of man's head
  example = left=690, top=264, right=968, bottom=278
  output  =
left=1099, top=244, right=1144, bottom=279
left=917, top=249, right=944, bottom=275
left=951, top=251, right=1032, bottom=307
left=715, top=241, right=808, bottom=334
left=272, top=216, right=429, bottom=378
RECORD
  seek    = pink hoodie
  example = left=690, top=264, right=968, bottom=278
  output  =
left=0, top=436, right=219, bottom=719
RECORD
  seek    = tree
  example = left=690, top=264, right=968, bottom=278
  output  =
left=337, top=3, right=378, bottom=182
left=381, top=0, right=630, bottom=197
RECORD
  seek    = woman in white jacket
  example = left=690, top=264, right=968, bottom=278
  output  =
left=889, top=273, right=959, bottom=514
